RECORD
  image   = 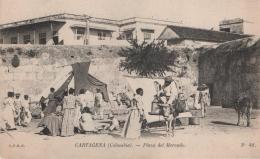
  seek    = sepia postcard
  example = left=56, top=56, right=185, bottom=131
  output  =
left=0, top=0, right=259, bottom=158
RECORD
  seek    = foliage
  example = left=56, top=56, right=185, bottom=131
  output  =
left=119, top=40, right=174, bottom=77
left=11, top=55, right=20, bottom=68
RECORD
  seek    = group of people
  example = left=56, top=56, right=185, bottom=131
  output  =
left=39, top=87, right=120, bottom=137
left=0, top=75, right=211, bottom=139
left=0, top=92, right=31, bottom=131
left=151, top=76, right=211, bottom=136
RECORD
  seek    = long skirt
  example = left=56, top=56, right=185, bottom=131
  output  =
left=61, top=108, right=75, bottom=137
left=121, top=109, right=141, bottom=139
left=42, top=114, right=62, bottom=136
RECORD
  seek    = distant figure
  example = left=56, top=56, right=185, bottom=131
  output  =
left=197, top=84, right=210, bottom=117
left=2, top=92, right=16, bottom=130
left=74, top=89, right=85, bottom=130
left=43, top=87, right=58, bottom=116
left=20, top=95, right=32, bottom=126
left=84, top=90, right=95, bottom=108
left=94, top=88, right=104, bottom=120
left=14, top=93, right=22, bottom=126
left=109, top=91, right=118, bottom=108
left=235, top=94, right=252, bottom=127
left=61, top=88, right=76, bottom=137
left=174, top=93, right=189, bottom=116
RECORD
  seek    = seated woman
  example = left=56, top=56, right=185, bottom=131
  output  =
left=79, top=107, right=97, bottom=133
left=40, top=105, right=63, bottom=136
left=105, top=113, right=120, bottom=131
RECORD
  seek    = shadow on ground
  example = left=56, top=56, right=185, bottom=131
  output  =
left=211, top=121, right=237, bottom=126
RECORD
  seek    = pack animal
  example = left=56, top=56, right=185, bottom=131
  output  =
left=160, top=93, right=187, bottom=136
left=234, top=97, right=252, bottom=127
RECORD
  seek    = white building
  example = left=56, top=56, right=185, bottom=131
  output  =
left=0, top=13, right=180, bottom=46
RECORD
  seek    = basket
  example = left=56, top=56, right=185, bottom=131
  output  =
left=178, top=117, right=189, bottom=126
left=190, top=109, right=202, bottom=117
left=189, top=117, right=201, bottom=125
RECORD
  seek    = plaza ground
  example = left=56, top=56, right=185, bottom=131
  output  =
left=0, top=106, right=259, bottom=159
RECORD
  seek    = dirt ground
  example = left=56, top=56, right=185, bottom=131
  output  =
left=0, top=106, right=259, bottom=159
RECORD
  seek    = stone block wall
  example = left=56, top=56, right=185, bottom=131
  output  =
left=198, top=38, right=260, bottom=108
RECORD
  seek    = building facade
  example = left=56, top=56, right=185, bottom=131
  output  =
left=0, top=13, right=179, bottom=46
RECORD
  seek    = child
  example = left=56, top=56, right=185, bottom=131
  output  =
left=106, top=113, right=120, bottom=131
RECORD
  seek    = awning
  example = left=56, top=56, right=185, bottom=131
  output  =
left=0, top=20, right=65, bottom=30
left=141, top=28, right=155, bottom=33
left=121, top=27, right=135, bottom=32
left=70, top=24, right=116, bottom=32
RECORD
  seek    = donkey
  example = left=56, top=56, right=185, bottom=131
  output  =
left=234, top=96, right=252, bottom=127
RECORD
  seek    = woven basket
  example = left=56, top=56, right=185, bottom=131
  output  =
left=189, top=117, right=201, bottom=125
left=178, top=117, right=189, bottom=126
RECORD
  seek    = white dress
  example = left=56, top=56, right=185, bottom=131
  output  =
left=2, top=97, right=16, bottom=129
left=121, top=95, right=144, bottom=139
left=80, top=113, right=96, bottom=132
left=21, top=99, right=32, bottom=124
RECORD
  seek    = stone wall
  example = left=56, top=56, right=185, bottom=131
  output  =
left=0, top=44, right=127, bottom=102
left=0, top=44, right=200, bottom=104
left=198, top=38, right=260, bottom=109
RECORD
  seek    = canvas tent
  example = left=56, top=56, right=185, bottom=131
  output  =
left=36, top=62, right=109, bottom=104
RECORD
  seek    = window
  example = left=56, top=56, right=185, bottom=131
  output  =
left=23, top=35, right=31, bottom=44
left=11, top=37, right=17, bottom=44
left=220, top=28, right=230, bottom=32
left=144, top=32, right=152, bottom=40
left=0, top=39, right=3, bottom=44
left=142, top=29, right=154, bottom=41
left=98, top=31, right=106, bottom=40
left=75, top=28, right=84, bottom=40
left=125, top=32, right=133, bottom=40
left=39, top=33, right=46, bottom=44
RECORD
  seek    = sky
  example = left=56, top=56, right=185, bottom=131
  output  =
left=0, top=0, right=259, bottom=35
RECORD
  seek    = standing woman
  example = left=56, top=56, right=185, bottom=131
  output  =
left=61, top=88, right=76, bottom=137
left=74, top=89, right=85, bottom=131
left=121, top=88, right=144, bottom=139
left=2, top=92, right=16, bottom=130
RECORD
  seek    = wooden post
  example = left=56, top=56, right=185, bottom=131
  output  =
left=33, top=30, right=36, bottom=44
left=17, top=32, right=19, bottom=44
left=50, top=22, right=53, bottom=39
left=83, top=14, right=90, bottom=45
